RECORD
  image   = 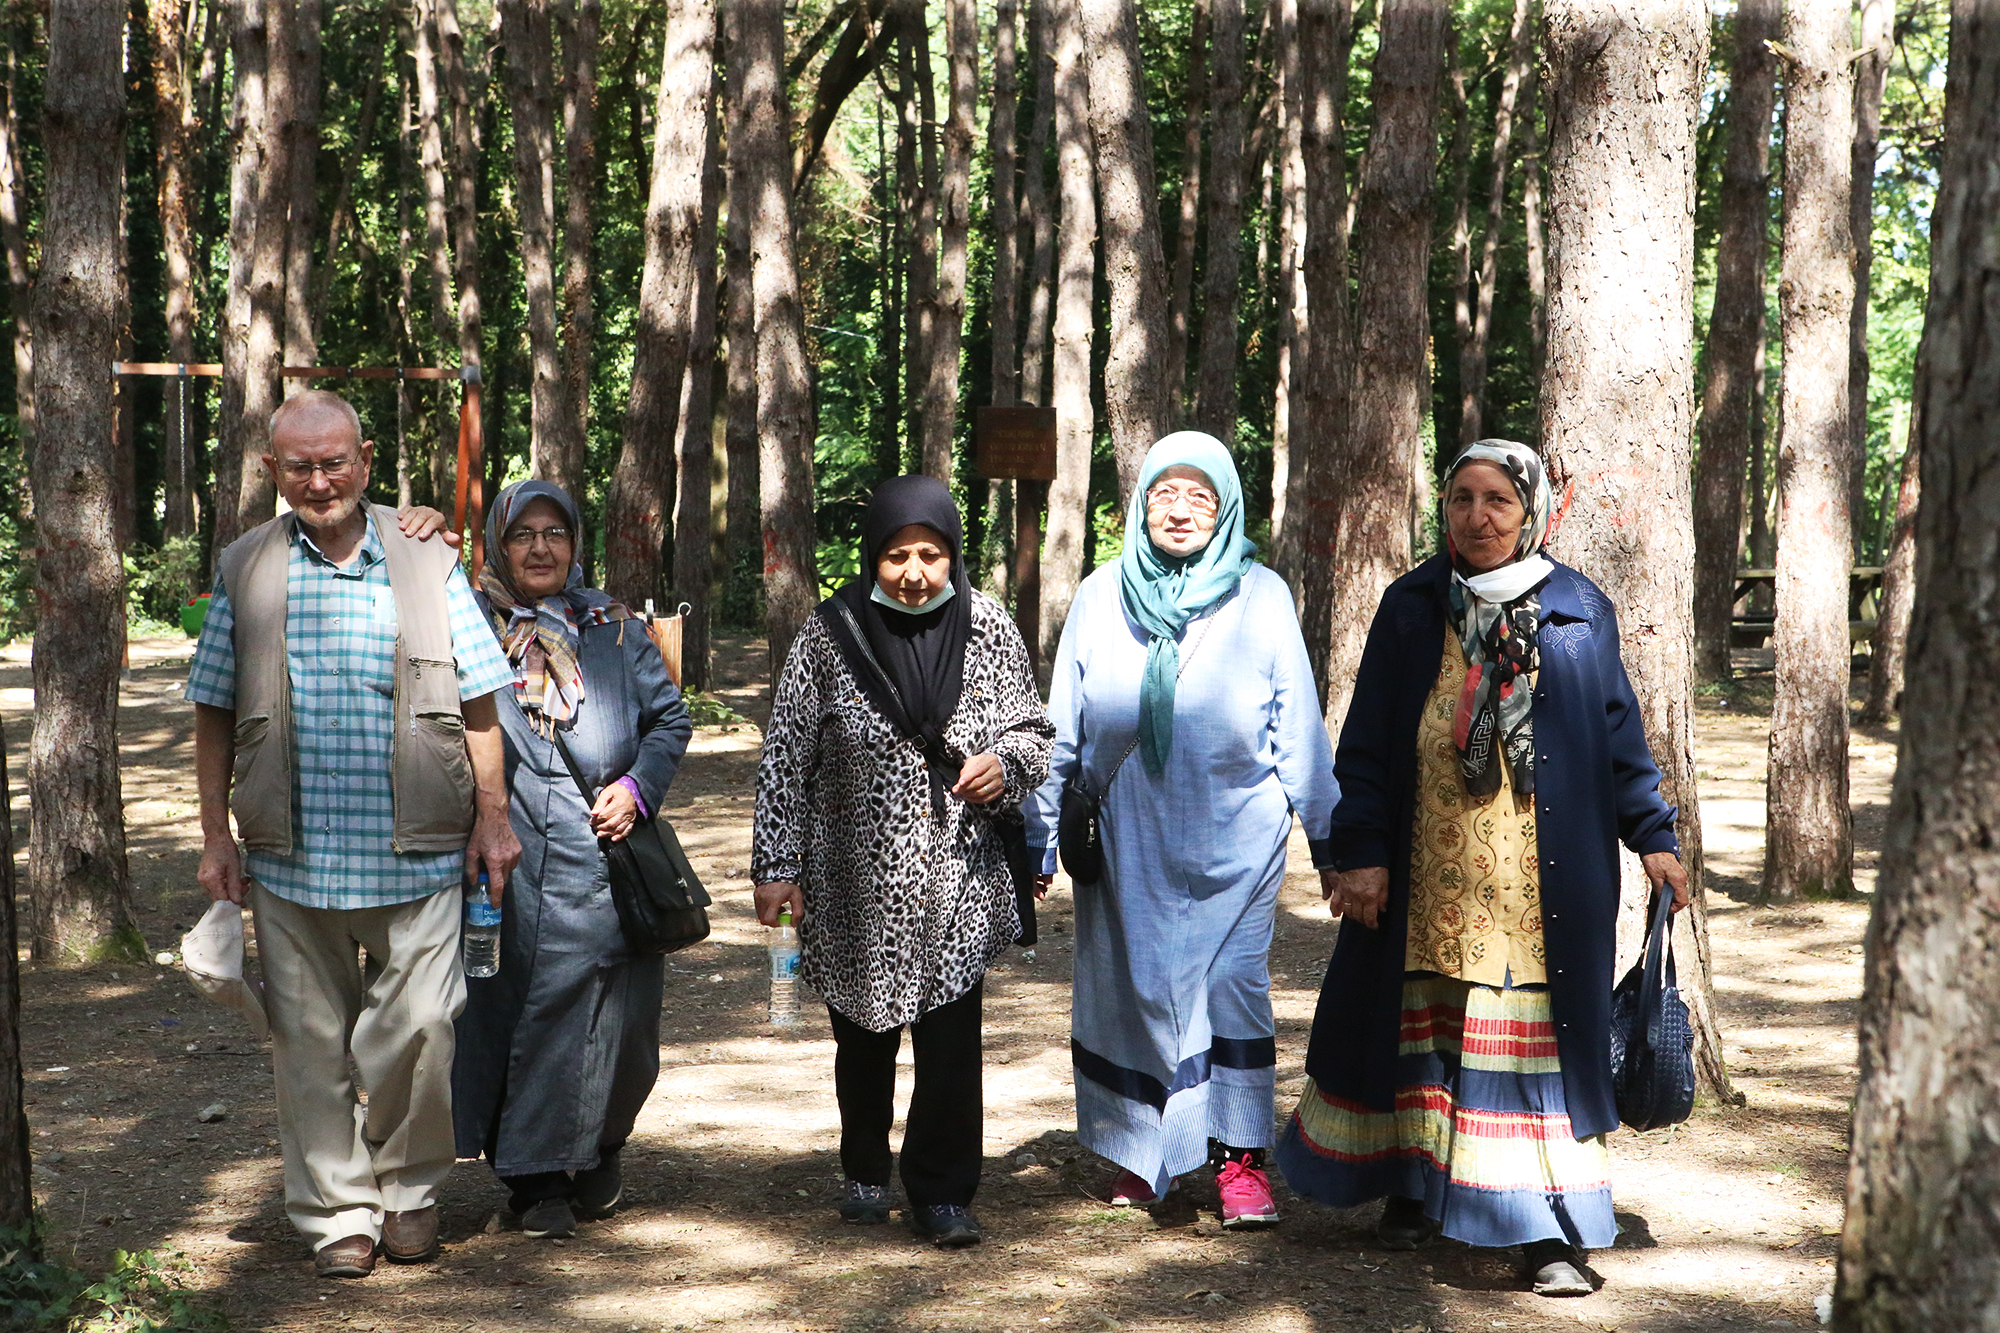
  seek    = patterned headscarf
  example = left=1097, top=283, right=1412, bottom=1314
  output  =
left=1442, top=440, right=1554, bottom=799
left=1118, top=432, right=1257, bottom=776
left=480, top=479, right=628, bottom=738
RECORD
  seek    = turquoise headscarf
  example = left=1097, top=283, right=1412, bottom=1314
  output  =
left=1118, top=431, right=1257, bottom=775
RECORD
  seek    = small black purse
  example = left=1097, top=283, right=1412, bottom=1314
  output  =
left=1057, top=738, right=1138, bottom=887
left=1608, top=885, right=1696, bottom=1131
left=551, top=728, right=712, bottom=956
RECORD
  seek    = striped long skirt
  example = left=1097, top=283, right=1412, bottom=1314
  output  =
left=1274, top=973, right=1615, bottom=1250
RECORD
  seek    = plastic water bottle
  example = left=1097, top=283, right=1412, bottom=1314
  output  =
left=768, top=907, right=801, bottom=1027
left=463, top=873, right=501, bottom=978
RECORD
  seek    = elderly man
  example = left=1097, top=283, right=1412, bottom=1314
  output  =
left=187, top=390, right=519, bottom=1278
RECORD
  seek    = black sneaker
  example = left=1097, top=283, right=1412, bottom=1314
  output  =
left=1523, top=1239, right=1592, bottom=1296
left=1376, top=1196, right=1438, bottom=1250
left=574, top=1151, right=622, bottom=1220
left=519, top=1197, right=577, bottom=1240
left=838, top=1180, right=892, bottom=1225
left=910, top=1203, right=983, bottom=1248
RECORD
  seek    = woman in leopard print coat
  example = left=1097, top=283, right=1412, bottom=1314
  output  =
left=752, top=476, right=1052, bottom=1247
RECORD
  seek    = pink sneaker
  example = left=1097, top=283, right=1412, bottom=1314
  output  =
left=1107, top=1168, right=1159, bottom=1207
left=1216, top=1153, right=1280, bottom=1229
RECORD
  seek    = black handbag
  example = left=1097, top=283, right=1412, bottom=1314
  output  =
left=1608, top=885, right=1696, bottom=1131
left=551, top=728, right=712, bottom=956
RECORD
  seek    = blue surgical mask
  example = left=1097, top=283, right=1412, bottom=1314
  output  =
left=870, top=580, right=957, bottom=615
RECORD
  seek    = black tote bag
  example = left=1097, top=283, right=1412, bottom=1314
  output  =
left=1607, top=885, right=1696, bottom=1131
left=551, top=728, right=712, bottom=956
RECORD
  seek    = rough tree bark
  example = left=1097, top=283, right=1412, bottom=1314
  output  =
left=603, top=0, right=713, bottom=612
left=438, top=0, right=484, bottom=383
left=733, top=0, right=818, bottom=677
left=1847, top=0, right=1892, bottom=549
left=29, top=0, right=139, bottom=964
left=1193, top=0, right=1246, bottom=441
left=501, top=0, right=580, bottom=497
left=984, top=0, right=1022, bottom=598
left=0, top=721, right=26, bottom=1231
left=1458, top=0, right=1529, bottom=445
left=918, top=0, right=975, bottom=481
left=413, top=0, right=463, bottom=495
left=1017, top=0, right=1055, bottom=409
left=721, top=11, right=759, bottom=616
left=280, top=0, right=322, bottom=377
left=895, top=2, right=940, bottom=458
left=1325, top=0, right=1443, bottom=728
left=150, top=0, right=201, bottom=544
left=1519, top=29, right=1545, bottom=419
left=1166, top=0, right=1208, bottom=419
left=1539, top=0, right=1734, bottom=1102
left=1860, top=351, right=1920, bottom=727
left=213, top=0, right=268, bottom=553
left=1836, top=8, right=2000, bottom=1319
left=1765, top=0, right=1855, bottom=902
left=673, top=68, right=723, bottom=694
left=0, top=19, right=32, bottom=476
left=1266, top=0, right=1303, bottom=564
left=1691, top=0, right=1779, bottom=684
left=237, top=0, right=294, bottom=531
left=1037, top=0, right=1095, bottom=679
left=1444, top=41, right=1472, bottom=450
left=558, top=0, right=601, bottom=487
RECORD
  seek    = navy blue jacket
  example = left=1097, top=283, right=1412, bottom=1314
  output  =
left=1303, top=554, right=1678, bottom=1139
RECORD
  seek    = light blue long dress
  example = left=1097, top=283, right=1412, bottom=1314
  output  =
left=1026, top=561, right=1339, bottom=1195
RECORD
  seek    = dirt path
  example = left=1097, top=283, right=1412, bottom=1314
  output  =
left=2, top=635, right=1887, bottom=1333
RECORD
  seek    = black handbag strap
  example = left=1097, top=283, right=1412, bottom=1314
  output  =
left=1639, top=883, right=1678, bottom=1045
left=549, top=726, right=603, bottom=806
left=1091, top=612, right=1217, bottom=799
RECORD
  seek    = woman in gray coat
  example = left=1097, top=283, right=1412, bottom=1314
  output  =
left=452, top=479, right=693, bottom=1239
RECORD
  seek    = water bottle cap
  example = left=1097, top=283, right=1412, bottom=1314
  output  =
left=477, top=870, right=490, bottom=886
left=778, top=906, right=792, bottom=926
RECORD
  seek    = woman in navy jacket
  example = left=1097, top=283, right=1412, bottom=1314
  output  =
left=1275, top=441, right=1686, bottom=1297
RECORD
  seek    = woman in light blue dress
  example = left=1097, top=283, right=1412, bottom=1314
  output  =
left=1025, top=432, right=1339, bottom=1228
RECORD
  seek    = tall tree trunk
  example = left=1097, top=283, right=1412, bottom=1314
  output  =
left=1166, top=0, right=1208, bottom=420
left=1847, top=0, right=1891, bottom=552
left=501, top=0, right=578, bottom=497
left=1444, top=39, right=1473, bottom=448
left=918, top=0, right=975, bottom=481
left=674, top=66, right=723, bottom=694
left=214, top=0, right=268, bottom=553
left=1018, top=0, right=1055, bottom=409
left=438, top=0, right=484, bottom=381
left=1082, top=0, right=1172, bottom=503
left=721, top=39, right=759, bottom=618
left=0, top=721, right=28, bottom=1232
left=872, top=96, right=903, bottom=478
left=1860, top=352, right=1920, bottom=726
left=238, top=0, right=294, bottom=532
left=558, top=0, right=600, bottom=491
left=415, top=0, right=458, bottom=361
left=989, top=0, right=1021, bottom=411
left=1325, top=0, right=1441, bottom=728
left=733, top=0, right=818, bottom=676
left=1765, top=0, right=1855, bottom=902
left=603, top=0, right=713, bottom=611
left=1266, top=0, right=1304, bottom=561
left=1837, top=8, right=2000, bottom=1316
left=280, top=0, right=322, bottom=377
left=1193, top=0, right=1245, bottom=441
left=0, top=21, right=30, bottom=479
left=1540, top=0, right=1734, bottom=1103
left=1691, top=0, right=1778, bottom=683
left=396, top=75, right=418, bottom=507
left=1289, top=0, right=1349, bottom=697
left=29, top=0, right=137, bottom=964
left=1519, top=27, right=1545, bottom=418
left=150, top=0, right=200, bottom=544
left=1458, top=0, right=1529, bottom=444
left=309, top=12, right=389, bottom=334
left=896, top=3, right=940, bottom=458
left=1038, top=0, right=1095, bottom=679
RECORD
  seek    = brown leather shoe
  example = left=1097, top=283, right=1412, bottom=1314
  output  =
left=382, top=1207, right=439, bottom=1263
left=314, top=1235, right=377, bottom=1279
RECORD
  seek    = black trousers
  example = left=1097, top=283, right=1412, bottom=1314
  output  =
left=828, top=982, right=983, bottom=1209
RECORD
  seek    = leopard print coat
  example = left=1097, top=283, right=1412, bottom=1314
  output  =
left=752, top=591, right=1053, bottom=1032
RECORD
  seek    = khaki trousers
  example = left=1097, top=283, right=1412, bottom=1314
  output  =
left=250, top=882, right=465, bottom=1251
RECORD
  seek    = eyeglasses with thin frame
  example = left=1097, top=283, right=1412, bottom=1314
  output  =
left=504, top=525, right=575, bottom=552
left=1145, top=484, right=1220, bottom=516
left=277, top=455, right=358, bottom=483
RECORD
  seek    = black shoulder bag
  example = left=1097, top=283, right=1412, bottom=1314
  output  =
left=550, top=728, right=712, bottom=955
left=1607, top=885, right=1696, bottom=1131
left=1058, top=614, right=1214, bottom=887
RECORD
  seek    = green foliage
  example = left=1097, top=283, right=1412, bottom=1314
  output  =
left=0, top=1229, right=226, bottom=1333
left=685, top=692, right=749, bottom=727
left=122, top=538, right=203, bottom=634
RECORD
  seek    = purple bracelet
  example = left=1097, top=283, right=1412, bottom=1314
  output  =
left=614, top=774, right=649, bottom=820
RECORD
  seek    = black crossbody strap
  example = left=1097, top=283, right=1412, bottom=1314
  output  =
left=550, top=726, right=601, bottom=805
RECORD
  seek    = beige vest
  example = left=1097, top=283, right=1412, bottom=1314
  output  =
left=216, top=499, right=478, bottom=856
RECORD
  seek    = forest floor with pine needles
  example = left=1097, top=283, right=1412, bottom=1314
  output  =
left=0, top=631, right=1891, bottom=1333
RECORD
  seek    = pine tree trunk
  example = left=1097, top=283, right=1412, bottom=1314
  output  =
left=558, top=0, right=601, bottom=491
left=1193, top=0, right=1245, bottom=441
left=0, top=21, right=31, bottom=482
left=1325, top=0, right=1442, bottom=729
left=438, top=0, right=484, bottom=379
left=603, top=0, right=713, bottom=612
left=1444, top=44, right=1473, bottom=448
left=280, top=0, right=321, bottom=377
left=896, top=3, right=940, bottom=458
left=1266, top=0, right=1304, bottom=564
left=151, top=0, right=200, bottom=545
left=1519, top=32, right=1545, bottom=419
left=1847, top=0, right=1891, bottom=551
left=1083, top=0, right=1172, bottom=503
left=501, top=0, right=578, bottom=497
left=721, top=30, right=759, bottom=616
left=416, top=0, right=458, bottom=359
left=29, top=0, right=138, bottom=964
left=213, top=0, right=268, bottom=553
left=1691, top=0, right=1778, bottom=684
left=674, top=73, right=723, bottom=694
left=237, top=0, right=293, bottom=532
left=919, top=0, right=975, bottom=481
left=1038, top=0, right=1095, bottom=679
left=1166, top=0, right=1208, bottom=420
left=1860, top=356, right=1919, bottom=726
left=733, top=0, right=818, bottom=677
left=1458, top=0, right=1529, bottom=445
left=1765, top=0, right=1855, bottom=902
left=1540, top=0, right=1735, bottom=1104
left=1837, top=10, right=2000, bottom=1315
left=1018, top=0, right=1055, bottom=408
left=989, top=0, right=1021, bottom=412
left=0, top=720, right=28, bottom=1233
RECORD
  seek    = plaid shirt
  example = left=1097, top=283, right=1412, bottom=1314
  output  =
left=184, top=512, right=515, bottom=910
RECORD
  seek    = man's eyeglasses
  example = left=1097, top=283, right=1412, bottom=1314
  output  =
left=277, top=456, right=357, bottom=483
left=504, top=526, right=575, bottom=551
left=1145, top=484, right=1219, bottom=516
